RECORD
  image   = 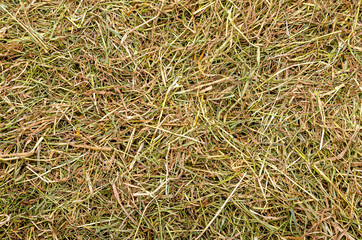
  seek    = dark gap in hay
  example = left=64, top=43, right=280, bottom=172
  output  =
left=73, top=62, right=81, bottom=71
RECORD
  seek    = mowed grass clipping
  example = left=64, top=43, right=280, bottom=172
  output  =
left=0, top=0, right=361, bottom=239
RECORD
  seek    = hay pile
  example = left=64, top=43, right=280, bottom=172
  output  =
left=0, top=1, right=361, bottom=239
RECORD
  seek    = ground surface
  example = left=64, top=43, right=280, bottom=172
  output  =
left=0, top=0, right=361, bottom=239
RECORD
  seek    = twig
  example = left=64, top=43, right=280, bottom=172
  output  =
left=0, top=137, right=44, bottom=161
left=68, top=142, right=113, bottom=151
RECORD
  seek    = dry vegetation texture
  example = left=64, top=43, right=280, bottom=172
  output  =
left=0, top=0, right=362, bottom=239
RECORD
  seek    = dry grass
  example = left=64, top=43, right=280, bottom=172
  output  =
left=0, top=0, right=361, bottom=239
